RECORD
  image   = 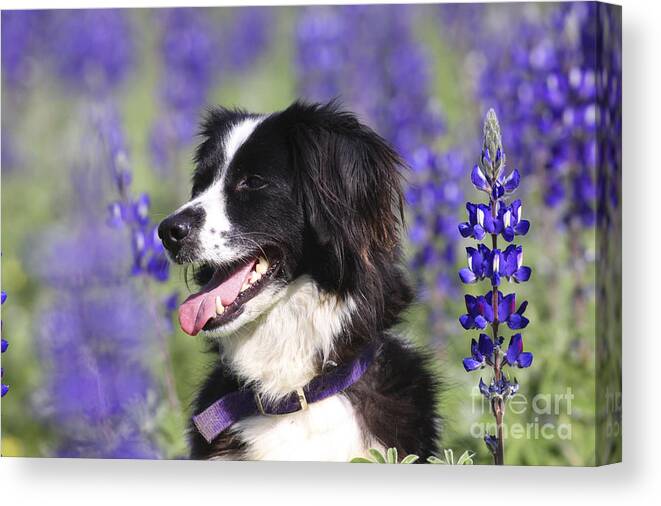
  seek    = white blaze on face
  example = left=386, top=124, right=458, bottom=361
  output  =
left=174, top=116, right=265, bottom=264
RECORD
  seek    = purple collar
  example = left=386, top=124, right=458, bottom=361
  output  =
left=193, top=343, right=377, bottom=443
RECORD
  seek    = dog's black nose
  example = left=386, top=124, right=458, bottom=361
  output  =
left=158, top=212, right=192, bottom=251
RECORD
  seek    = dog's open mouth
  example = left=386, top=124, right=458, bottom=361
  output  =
left=178, top=256, right=279, bottom=336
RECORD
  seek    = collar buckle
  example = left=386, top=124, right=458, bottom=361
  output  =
left=295, top=387, right=309, bottom=411
left=255, top=387, right=309, bottom=416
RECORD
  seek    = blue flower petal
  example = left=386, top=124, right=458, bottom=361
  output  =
left=502, top=169, right=520, bottom=192
left=459, top=269, right=477, bottom=284
left=479, top=378, right=490, bottom=397
left=508, top=314, right=529, bottom=329
left=492, top=183, right=504, bottom=200
left=459, top=314, right=473, bottom=330
left=517, top=352, right=533, bottom=368
left=471, top=165, right=490, bottom=192
left=463, top=358, right=482, bottom=372
left=514, top=266, right=532, bottom=283
left=474, top=315, right=488, bottom=329
left=515, top=220, right=530, bottom=236
left=478, top=334, right=494, bottom=358
left=481, top=297, right=494, bottom=322
left=505, top=334, right=523, bottom=365
left=458, top=222, right=472, bottom=238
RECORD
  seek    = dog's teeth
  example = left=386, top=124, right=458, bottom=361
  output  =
left=256, top=257, right=268, bottom=274
left=241, top=282, right=250, bottom=292
left=215, top=296, right=225, bottom=315
left=250, top=271, right=261, bottom=284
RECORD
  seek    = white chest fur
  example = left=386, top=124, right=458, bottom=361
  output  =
left=232, top=395, right=373, bottom=462
left=209, top=276, right=381, bottom=461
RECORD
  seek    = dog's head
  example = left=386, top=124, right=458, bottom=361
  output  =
left=158, top=101, right=411, bottom=338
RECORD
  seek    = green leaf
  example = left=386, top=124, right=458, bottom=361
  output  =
left=400, top=454, right=420, bottom=464
left=386, top=447, right=398, bottom=464
left=350, top=457, right=374, bottom=464
left=456, top=451, right=475, bottom=465
left=427, top=449, right=475, bottom=465
left=368, top=448, right=386, bottom=463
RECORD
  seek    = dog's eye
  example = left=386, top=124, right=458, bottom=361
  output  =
left=238, top=175, right=268, bottom=191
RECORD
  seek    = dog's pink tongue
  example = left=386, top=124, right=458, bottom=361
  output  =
left=178, top=261, right=256, bottom=336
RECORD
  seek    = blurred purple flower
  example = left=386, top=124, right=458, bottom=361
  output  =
left=223, top=8, right=271, bottom=72
left=96, top=104, right=170, bottom=283
left=43, top=9, right=134, bottom=94
left=469, top=3, right=600, bottom=228
left=1, top=10, right=43, bottom=85
left=150, top=7, right=271, bottom=173
left=31, top=221, right=160, bottom=458
left=1, top=289, right=7, bottom=397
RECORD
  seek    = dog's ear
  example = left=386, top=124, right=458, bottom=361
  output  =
left=287, top=101, right=406, bottom=280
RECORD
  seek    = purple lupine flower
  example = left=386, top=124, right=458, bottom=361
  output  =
left=96, top=104, right=170, bottom=284
left=497, top=293, right=529, bottom=330
left=479, top=376, right=520, bottom=399
left=163, top=291, right=179, bottom=333
left=1, top=10, right=44, bottom=86
left=503, top=334, right=534, bottom=368
left=459, top=244, right=513, bottom=287
left=1, top=289, right=7, bottom=397
left=93, top=102, right=183, bottom=420
left=484, top=433, right=499, bottom=455
left=222, top=7, right=271, bottom=73
left=42, top=9, right=134, bottom=94
left=150, top=7, right=271, bottom=173
left=463, top=334, right=497, bottom=371
left=295, top=6, right=347, bottom=101
left=467, top=3, right=599, bottom=228
left=458, top=244, right=489, bottom=284
left=501, top=244, right=532, bottom=283
left=149, top=8, right=218, bottom=172
left=459, top=109, right=533, bottom=464
left=496, top=199, right=530, bottom=242
left=460, top=290, right=529, bottom=331
left=459, top=294, right=494, bottom=330
left=28, top=172, right=161, bottom=458
left=459, top=202, right=497, bottom=240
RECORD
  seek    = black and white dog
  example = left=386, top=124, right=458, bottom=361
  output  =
left=158, top=101, right=440, bottom=461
